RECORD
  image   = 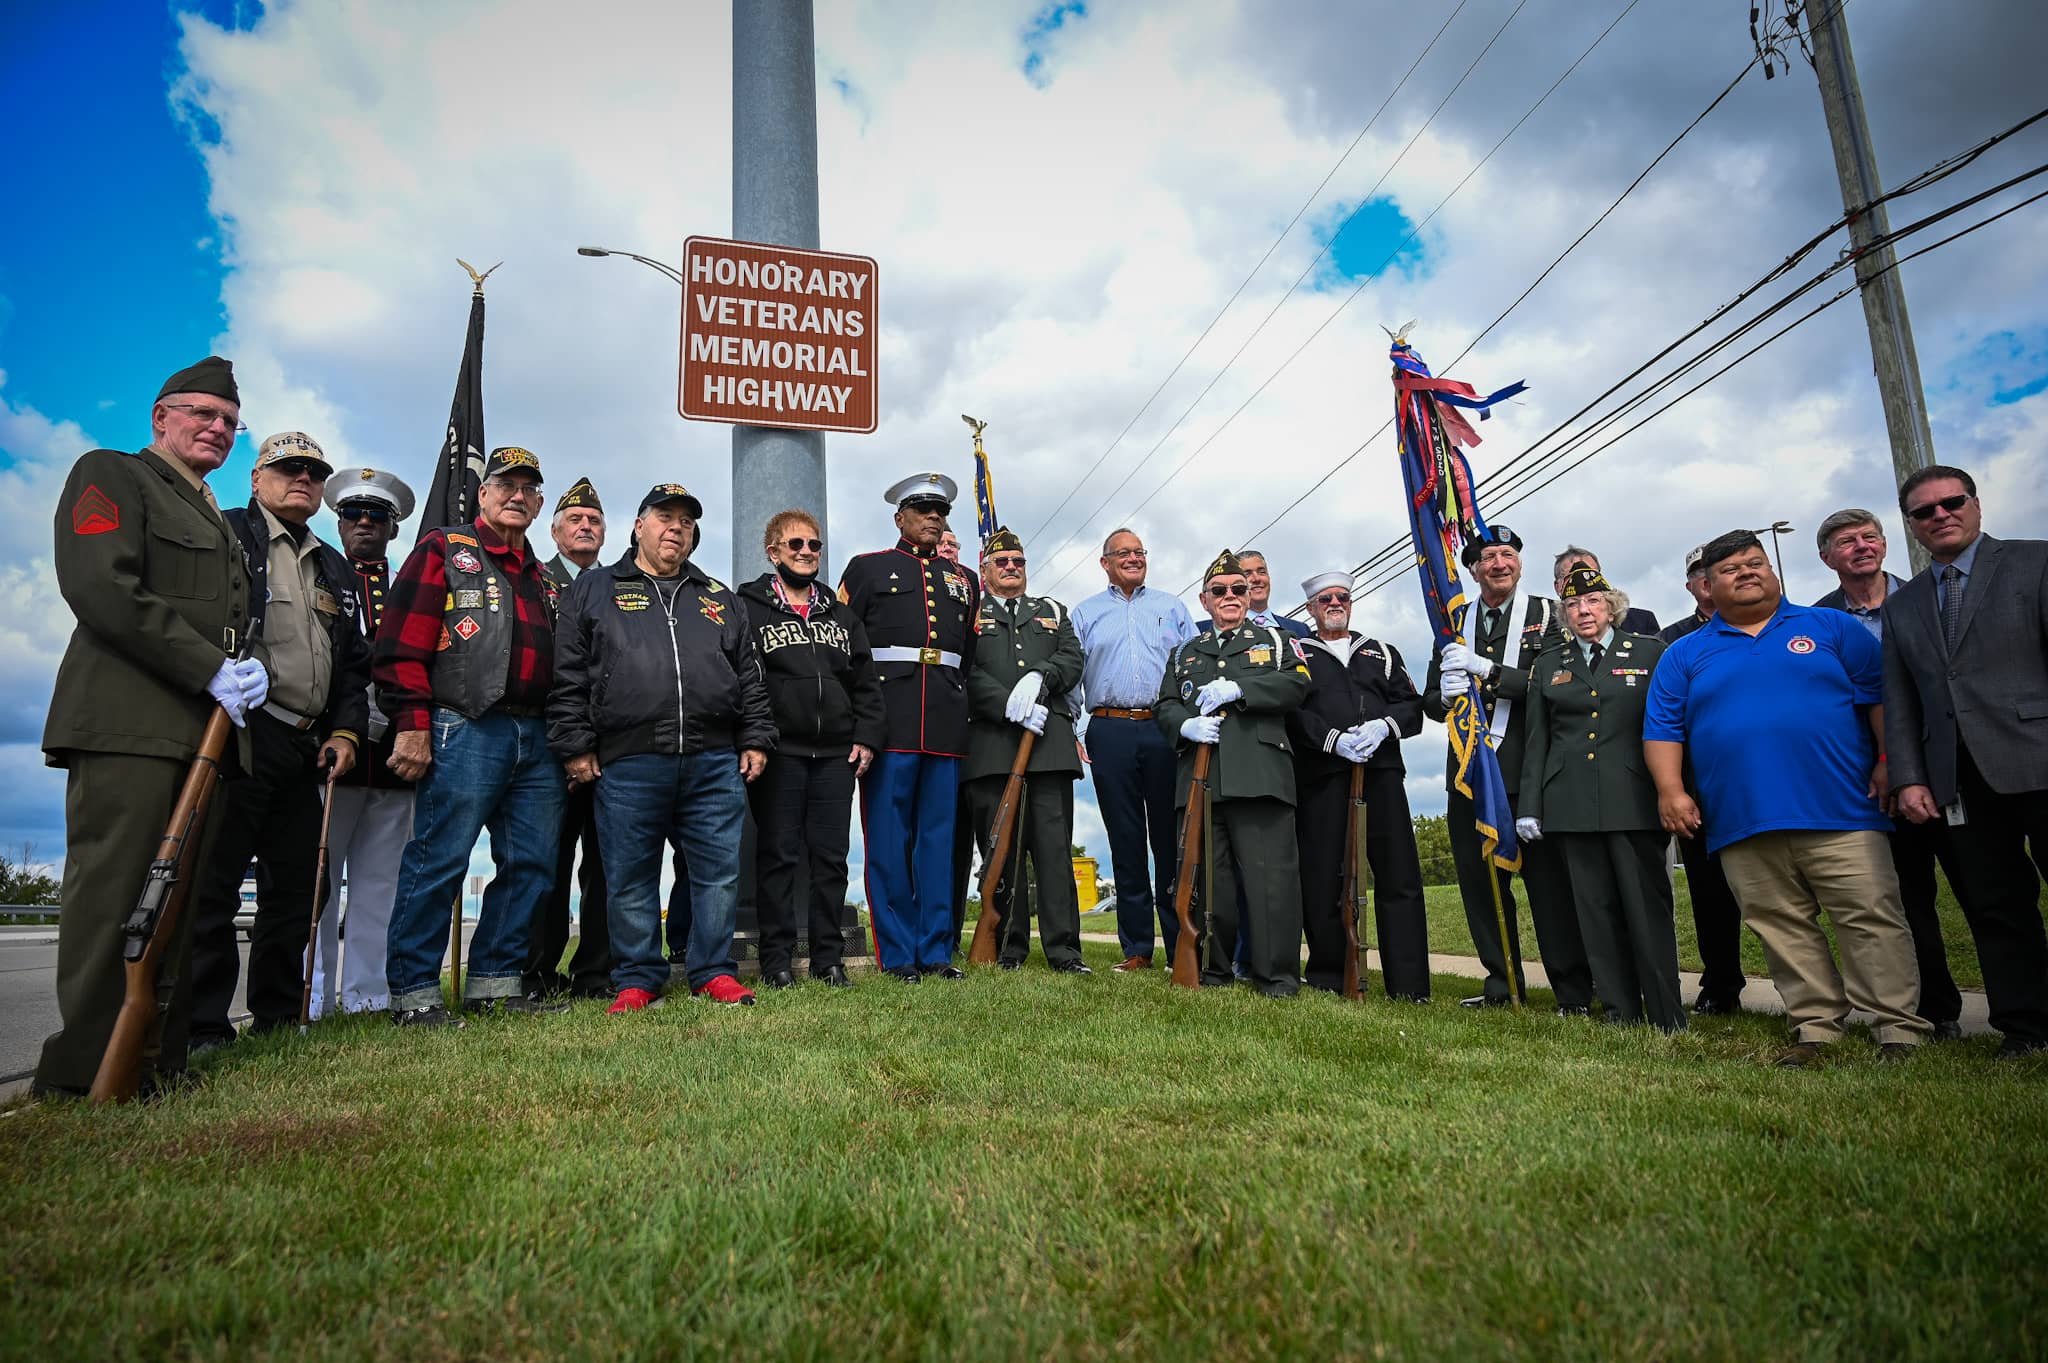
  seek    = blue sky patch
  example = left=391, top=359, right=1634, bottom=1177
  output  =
left=1022, top=2, right=1087, bottom=88
left=1309, top=194, right=1427, bottom=287
left=1945, top=326, right=2048, bottom=407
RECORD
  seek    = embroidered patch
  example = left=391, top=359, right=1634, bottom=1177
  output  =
left=614, top=589, right=649, bottom=613
left=450, top=548, right=483, bottom=574
left=435, top=625, right=453, bottom=652
left=1248, top=646, right=1272, bottom=665
left=454, top=590, right=485, bottom=609
left=944, top=573, right=971, bottom=603
left=451, top=614, right=481, bottom=641
left=444, top=533, right=478, bottom=547
left=71, top=485, right=119, bottom=535
left=698, top=595, right=727, bottom=626
left=1288, top=638, right=1309, bottom=663
left=1787, top=635, right=1816, bottom=655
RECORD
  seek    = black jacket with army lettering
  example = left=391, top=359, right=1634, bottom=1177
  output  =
left=548, top=551, right=776, bottom=766
left=737, top=573, right=886, bottom=760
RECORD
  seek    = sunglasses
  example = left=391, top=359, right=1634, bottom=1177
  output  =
left=1313, top=591, right=1351, bottom=606
left=987, top=555, right=1025, bottom=569
left=1906, top=492, right=1972, bottom=521
left=268, top=458, right=329, bottom=480
left=336, top=504, right=394, bottom=523
left=1207, top=582, right=1249, bottom=598
left=781, top=537, right=823, bottom=553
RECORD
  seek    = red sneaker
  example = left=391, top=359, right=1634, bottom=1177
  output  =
left=694, top=975, right=757, bottom=1007
left=608, top=987, right=661, bottom=1014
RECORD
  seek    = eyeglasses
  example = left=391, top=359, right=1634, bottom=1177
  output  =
left=1906, top=492, right=1972, bottom=521
left=162, top=403, right=248, bottom=434
left=267, top=458, right=328, bottom=480
left=1106, top=548, right=1148, bottom=560
left=781, top=537, right=823, bottom=553
left=336, top=504, right=393, bottom=523
left=1313, top=591, right=1351, bottom=606
left=486, top=479, right=543, bottom=501
left=988, top=555, right=1026, bottom=569
left=1207, top=582, right=1249, bottom=598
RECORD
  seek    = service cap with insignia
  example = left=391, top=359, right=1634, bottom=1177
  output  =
left=884, top=471, right=957, bottom=513
left=1459, top=523, right=1523, bottom=568
left=1560, top=565, right=1613, bottom=599
left=255, top=430, right=333, bottom=477
left=325, top=467, right=417, bottom=520
left=983, top=526, right=1023, bottom=557
left=637, top=482, right=704, bottom=519
left=156, top=355, right=239, bottom=405
left=484, top=446, right=544, bottom=482
left=1300, top=569, right=1350, bottom=600
left=557, top=477, right=603, bottom=514
left=1203, top=549, right=1245, bottom=583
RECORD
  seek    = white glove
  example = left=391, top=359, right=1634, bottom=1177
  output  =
left=1515, top=817, right=1543, bottom=842
left=1196, top=678, right=1243, bottom=715
left=233, top=657, right=271, bottom=711
left=206, top=660, right=249, bottom=728
left=1004, top=671, right=1044, bottom=723
left=1438, top=667, right=1470, bottom=703
left=1180, top=715, right=1222, bottom=745
left=1335, top=730, right=1371, bottom=763
left=1441, top=642, right=1495, bottom=680
left=1022, top=703, right=1049, bottom=736
left=1351, top=718, right=1393, bottom=761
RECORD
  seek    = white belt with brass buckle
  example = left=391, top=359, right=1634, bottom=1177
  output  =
left=873, top=645, right=962, bottom=668
left=262, top=700, right=318, bottom=731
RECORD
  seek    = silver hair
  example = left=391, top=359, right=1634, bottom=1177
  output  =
left=552, top=505, right=605, bottom=532
left=1814, top=508, right=1882, bottom=552
left=1553, top=544, right=1599, bottom=576
left=1101, top=527, right=1141, bottom=555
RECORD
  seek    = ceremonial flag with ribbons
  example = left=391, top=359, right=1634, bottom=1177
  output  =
left=1389, top=330, right=1527, bottom=871
left=419, top=283, right=487, bottom=543
left=972, top=437, right=999, bottom=550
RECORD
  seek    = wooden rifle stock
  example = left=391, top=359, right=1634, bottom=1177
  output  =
left=1167, top=745, right=1213, bottom=989
left=1339, top=764, right=1365, bottom=1000
left=90, top=706, right=235, bottom=1104
left=968, top=731, right=1036, bottom=965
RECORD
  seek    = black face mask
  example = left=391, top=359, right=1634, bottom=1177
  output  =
left=775, top=561, right=818, bottom=590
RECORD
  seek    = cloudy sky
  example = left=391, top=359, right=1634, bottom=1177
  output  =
left=3, top=0, right=2045, bottom=879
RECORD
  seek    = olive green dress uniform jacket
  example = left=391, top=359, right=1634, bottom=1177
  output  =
left=1153, top=625, right=1312, bottom=804
left=963, top=593, right=1085, bottom=782
left=1518, top=632, right=1665, bottom=832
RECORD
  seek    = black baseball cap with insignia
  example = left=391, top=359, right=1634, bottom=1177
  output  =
left=484, top=446, right=543, bottom=482
left=637, top=483, right=705, bottom=519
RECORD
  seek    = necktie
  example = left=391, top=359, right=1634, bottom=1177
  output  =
left=1940, top=564, right=1964, bottom=651
left=1587, top=642, right=1604, bottom=673
left=1484, top=606, right=1503, bottom=641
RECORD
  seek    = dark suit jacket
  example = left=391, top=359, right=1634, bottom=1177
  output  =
left=1422, top=594, right=1567, bottom=797
left=1883, top=533, right=2048, bottom=804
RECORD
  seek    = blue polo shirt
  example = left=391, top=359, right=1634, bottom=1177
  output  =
left=1643, top=600, right=1886, bottom=853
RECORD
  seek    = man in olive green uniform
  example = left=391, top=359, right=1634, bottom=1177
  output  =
left=33, top=356, right=263, bottom=1098
left=962, top=528, right=1089, bottom=971
left=1518, top=567, right=1684, bottom=1030
left=1155, top=551, right=1312, bottom=997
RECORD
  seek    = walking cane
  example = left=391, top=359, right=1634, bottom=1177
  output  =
left=969, top=731, right=1036, bottom=965
left=299, top=758, right=342, bottom=1030
left=1339, top=764, right=1366, bottom=1000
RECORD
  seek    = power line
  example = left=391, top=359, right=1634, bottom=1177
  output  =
left=1021, top=0, right=1476, bottom=543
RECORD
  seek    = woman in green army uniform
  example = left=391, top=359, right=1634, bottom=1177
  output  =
left=1518, top=567, right=1685, bottom=1031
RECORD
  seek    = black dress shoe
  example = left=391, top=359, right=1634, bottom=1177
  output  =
left=1691, top=993, right=1741, bottom=1016
left=1556, top=1006, right=1592, bottom=1018
left=765, top=969, right=797, bottom=990
left=1997, top=1036, right=2048, bottom=1060
left=936, top=966, right=966, bottom=980
left=1052, top=960, right=1093, bottom=975
left=998, top=959, right=1023, bottom=971
left=812, top=965, right=853, bottom=988
left=1459, top=994, right=1510, bottom=1009
left=392, top=1004, right=462, bottom=1029
left=464, top=995, right=570, bottom=1016
left=892, top=968, right=922, bottom=984
left=1930, top=1019, right=1964, bottom=1042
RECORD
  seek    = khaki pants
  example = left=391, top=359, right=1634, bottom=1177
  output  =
left=1719, top=828, right=1930, bottom=1045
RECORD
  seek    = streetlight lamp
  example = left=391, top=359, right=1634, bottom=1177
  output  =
left=575, top=245, right=683, bottom=286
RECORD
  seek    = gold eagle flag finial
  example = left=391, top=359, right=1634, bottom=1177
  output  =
left=457, top=258, right=503, bottom=296
left=960, top=414, right=988, bottom=438
left=1381, top=318, right=1418, bottom=345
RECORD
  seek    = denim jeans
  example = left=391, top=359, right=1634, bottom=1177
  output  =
left=596, top=750, right=747, bottom=993
left=386, top=708, right=565, bottom=1011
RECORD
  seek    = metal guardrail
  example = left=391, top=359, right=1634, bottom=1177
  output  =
left=1, top=904, right=259, bottom=937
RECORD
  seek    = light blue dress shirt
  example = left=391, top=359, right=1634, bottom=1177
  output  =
left=1073, top=584, right=1196, bottom=714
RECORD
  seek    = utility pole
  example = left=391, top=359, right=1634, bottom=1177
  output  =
left=731, top=0, right=829, bottom=585
left=1801, top=0, right=1936, bottom=571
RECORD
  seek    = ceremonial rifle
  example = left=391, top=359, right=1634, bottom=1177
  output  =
left=1339, top=763, right=1366, bottom=1000
left=91, top=705, right=235, bottom=1103
left=1166, top=744, right=1212, bottom=990
left=968, top=731, right=1035, bottom=965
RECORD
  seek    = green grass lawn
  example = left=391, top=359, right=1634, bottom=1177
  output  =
left=5, top=943, right=2045, bottom=1362
left=1418, top=872, right=1993, bottom=990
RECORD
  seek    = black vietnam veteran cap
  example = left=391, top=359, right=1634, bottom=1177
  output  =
left=638, top=483, right=705, bottom=519
left=484, top=446, right=543, bottom=482
left=156, top=355, right=239, bottom=405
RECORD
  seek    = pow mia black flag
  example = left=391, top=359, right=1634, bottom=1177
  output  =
left=419, top=261, right=496, bottom=542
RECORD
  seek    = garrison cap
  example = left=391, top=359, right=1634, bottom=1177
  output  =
left=557, top=477, right=603, bottom=514
left=1300, top=570, right=1350, bottom=599
left=156, top=355, right=239, bottom=405
left=983, top=526, right=1023, bottom=557
left=638, top=483, right=704, bottom=519
left=1559, top=565, right=1613, bottom=599
left=1203, top=549, right=1246, bottom=584
left=255, top=431, right=333, bottom=477
left=484, top=446, right=543, bottom=482
left=325, top=467, right=416, bottom=520
left=885, top=471, right=957, bottom=513
left=1459, top=523, right=1523, bottom=568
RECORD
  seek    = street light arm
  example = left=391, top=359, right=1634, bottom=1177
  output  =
left=574, top=245, right=684, bottom=286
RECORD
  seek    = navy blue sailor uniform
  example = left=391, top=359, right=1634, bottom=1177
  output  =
left=839, top=537, right=979, bottom=971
